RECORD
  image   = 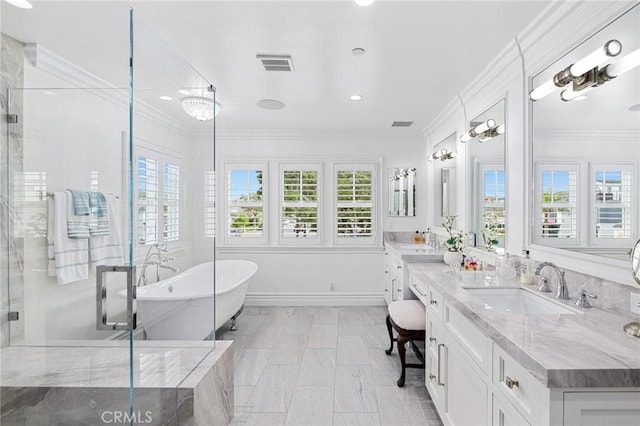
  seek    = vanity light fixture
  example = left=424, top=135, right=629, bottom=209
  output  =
left=598, top=47, right=640, bottom=82
left=460, top=119, right=496, bottom=143
left=390, top=168, right=416, bottom=181
left=350, top=94, right=363, bottom=101
left=478, top=123, right=506, bottom=142
left=428, top=149, right=456, bottom=162
left=181, top=96, right=220, bottom=121
left=529, top=39, right=622, bottom=101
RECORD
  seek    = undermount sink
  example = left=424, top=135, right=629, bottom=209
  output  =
left=464, top=287, right=580, bottom=315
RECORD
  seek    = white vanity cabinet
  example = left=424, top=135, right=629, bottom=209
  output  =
left=383, top=250, right=403, bottom=304
left=408, top=266, right=640, bottom=426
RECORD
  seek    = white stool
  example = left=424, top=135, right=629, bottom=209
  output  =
left=385, top=300, right=426, bottom=387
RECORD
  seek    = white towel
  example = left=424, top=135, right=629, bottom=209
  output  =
left=48, top=191, right=89, bottom=284
left=90, top=194, right=124, bottom=269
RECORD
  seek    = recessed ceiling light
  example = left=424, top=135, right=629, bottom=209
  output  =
left=159, top=95, right=173, bottom=101
left=355, top=0, right=374, bottom=6
left=352, top=48, right=366, bottom=57
left=178, top=89, right=190, bottom=96
left=4, top=0, right=33, bottom=9
left=350, top=94, right=363, bottom=101
left=629, top=103, right=640, bottom=112
left=257, top=99, right=285, bottom=110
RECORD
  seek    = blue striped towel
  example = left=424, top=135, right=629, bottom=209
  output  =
left=89, top=191, right=110, bottom=237
left=66, top=190, right=90, bottom=239
left=68, top=189, right=90, bottom=216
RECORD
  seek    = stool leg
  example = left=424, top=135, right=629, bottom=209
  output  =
left=385, top=315, right=394, bottom=355
left=397, top=334, right=408, bottom=387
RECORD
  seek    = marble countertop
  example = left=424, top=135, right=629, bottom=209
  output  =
left=383, top=237, right=446, bottom=262
left=407, top=262, right=640, bottom=389
left=0, top=341, right=232, bottom=388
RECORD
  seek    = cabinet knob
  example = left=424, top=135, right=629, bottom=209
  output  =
left=429, top=374, right=436, bottom=380
left=397, top=288, right=402, bottom=293
left=429, top=337, right=437, bottom=343
left=430, top=299, right=437, bottom=305
left=397, top=265, right=402, bottom=269
left=505, top=376, right=519, bottom=389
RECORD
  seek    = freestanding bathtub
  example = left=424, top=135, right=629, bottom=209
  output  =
left=134, top=260, right=258, bottom=340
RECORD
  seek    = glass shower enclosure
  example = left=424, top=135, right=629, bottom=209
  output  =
left=1, top=8, right=218, bottom=424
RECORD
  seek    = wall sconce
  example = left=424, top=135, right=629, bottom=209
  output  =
left=477, top=123, right=505, bottom=143
left=460, top=119, right=499, bottom=143
left=390, top=168, right=416, bottom=181
left=428, top=149, right=456, bottom=162
left=529, top=39, right=626, bottom=102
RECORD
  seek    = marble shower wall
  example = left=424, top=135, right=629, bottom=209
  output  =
left=1, top=33, right=25, bottom=348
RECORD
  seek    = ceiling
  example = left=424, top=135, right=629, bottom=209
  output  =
left=1, top=0, right=551, bottom=137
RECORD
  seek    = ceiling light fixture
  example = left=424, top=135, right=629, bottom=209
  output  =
left=350, top=94, right=363, bottom=101
left=352, top=48, right=366, bottom=57
left=256, top=99, right=285, bottom=110
left=529, top=39, right=622, bottom=101
left=159, top=95, right=173, bottom=101
left=355, top=0, right=374, bottom=6
left=181, top=97, right=220, bottom=121
left=4, top=0, right=33, bottom=9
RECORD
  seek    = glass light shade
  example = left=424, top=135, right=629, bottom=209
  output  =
left=181, top=96, right=220, bottom=121
left=530, top=79, right=557, bottom=101
left=5, top=0, right=33, bottom=8
left=570, top=39, right=622, bottom=77
left=605, top=47, right=640, bottom=78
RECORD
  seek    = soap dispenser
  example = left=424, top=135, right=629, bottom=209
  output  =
left=520, top=250, right=535, bottom=284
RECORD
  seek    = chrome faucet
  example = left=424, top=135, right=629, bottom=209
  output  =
left=137, top=243, right=179, bottom=286
left=534, top=262, right=570, bottom=300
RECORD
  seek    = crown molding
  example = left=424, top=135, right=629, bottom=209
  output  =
left=23, top=43, right=191, bottom=137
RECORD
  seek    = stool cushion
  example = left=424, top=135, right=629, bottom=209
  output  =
left=388, top=300, right=426, bottom=331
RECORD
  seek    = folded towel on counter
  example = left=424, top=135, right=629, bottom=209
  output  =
left=89, top=191, right=110, bottom=236
left=68, top=189, right=90, bottom=216
left=66, top=190, right=90, bottom=239
left=48, top=191, right=89, bottom=284
left=90, top=194, right=124, bottom=269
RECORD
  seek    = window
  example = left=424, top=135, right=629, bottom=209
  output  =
left=281, top=165, right=320, bottom=242
left=335, top=163, right=376, bottom=244
left=136, top=147, right=181, bottom=247
left=226, top=163, right=266, bottom=243
left=591, top=164, right=633, bottom=246
left=479, top=164, right=505, bottom=243
left=535, top=163, right=578, bottom=245
left=204, top=171, right=215, bottom=238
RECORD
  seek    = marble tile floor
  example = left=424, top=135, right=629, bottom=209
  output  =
left=219, top=306, right=443, bottom=426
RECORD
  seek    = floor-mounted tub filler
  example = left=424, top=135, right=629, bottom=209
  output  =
left=132, top=260, right=258, bottom=340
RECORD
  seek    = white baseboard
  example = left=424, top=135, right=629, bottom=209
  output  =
left=244, top=292, right=386, bottom=306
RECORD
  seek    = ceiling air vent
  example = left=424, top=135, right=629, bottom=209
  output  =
left=257, top=54, right=294, bottom=72
left=391, top=121, right=414, bottom=127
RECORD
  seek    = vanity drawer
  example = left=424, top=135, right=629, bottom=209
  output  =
left=409, top=271, right=428, bottom=304
left=444, top=303, right=491, bottom=375
left=492, top=344, right=545, bottom=423
left=426, top=286, right=443, bottom=321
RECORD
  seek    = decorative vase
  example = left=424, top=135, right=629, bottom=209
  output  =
left=444, top=250, right=463, bottom=266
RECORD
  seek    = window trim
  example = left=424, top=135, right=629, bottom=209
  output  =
left=223, top=161, right=268, bottom=246
left=134, top=145, right=183, bottom=255
left=333, top=162, right=378, bottom=246
left=278, top=162, right=322, bottom=246
left=589, top=161, right=635, bottom=248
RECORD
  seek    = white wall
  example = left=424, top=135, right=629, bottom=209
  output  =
left=214, top=130, right=426, bottom=305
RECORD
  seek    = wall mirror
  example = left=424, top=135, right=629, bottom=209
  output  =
left=531, top=4, right=640, bottom=261
left=430, top=133, right=457, bottom=225
left=388, top=168, right=416, bottom=216
left=467, top=99, right=506, bottom=249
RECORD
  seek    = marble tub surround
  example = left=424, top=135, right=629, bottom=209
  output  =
left=408, top=262, right=640, bottom=388
left=1, top=341, right=234, bottom=425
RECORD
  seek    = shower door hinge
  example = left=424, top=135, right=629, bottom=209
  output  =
left=6, top=114, right=18, bottom=124
left=8, top=312, right=19, bottom=321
